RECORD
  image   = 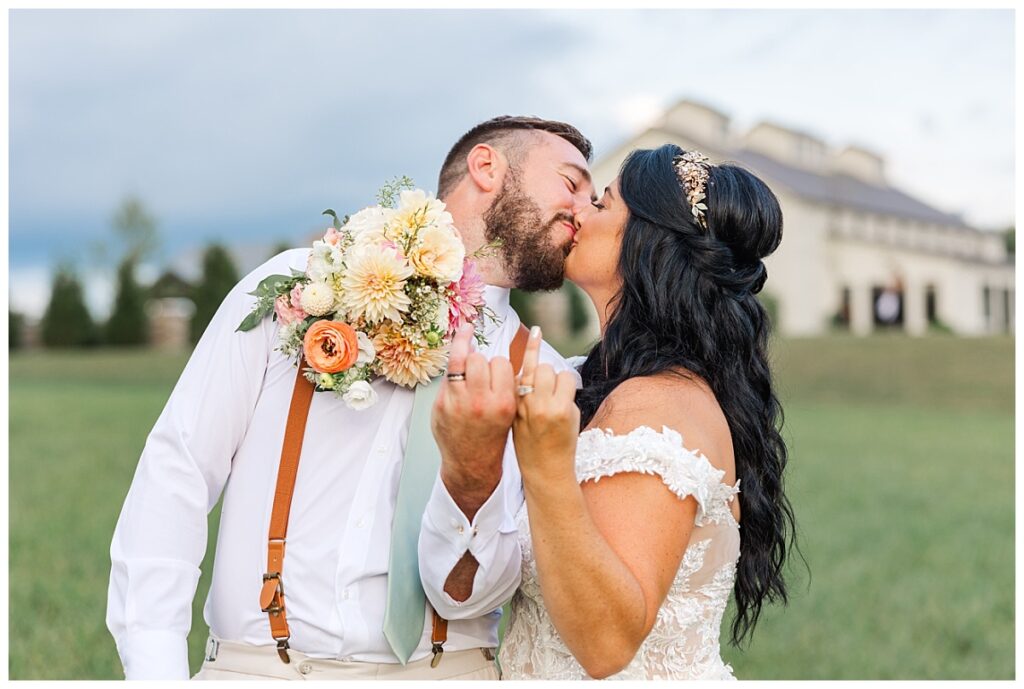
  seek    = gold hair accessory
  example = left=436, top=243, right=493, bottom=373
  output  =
left=673, top=151, right=711, bottom=229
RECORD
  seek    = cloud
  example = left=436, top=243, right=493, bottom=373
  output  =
left=9, top=7, right=1015, bottom=292
left=11, top=9, right=591, bottom=265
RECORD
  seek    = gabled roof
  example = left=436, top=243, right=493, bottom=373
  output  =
left=627, top=124, right=975, bottom=232
left=731, top=148, right=972, bottom=230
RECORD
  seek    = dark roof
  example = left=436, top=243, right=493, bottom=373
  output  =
left=731, top=148, right=973, bottom=230
left=640, top=125, right=974, bottom=231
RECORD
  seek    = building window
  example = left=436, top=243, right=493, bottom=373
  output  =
left=982, top=285, right=991, bottom=329
left=926, top=285, right=938, bottom=325
left=1002, top=288, right=1011, bottom=333
left=873, top=285, right=904, bottom=328
left=832, top=287, right=852, bottom=329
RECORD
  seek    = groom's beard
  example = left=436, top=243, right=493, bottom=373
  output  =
left=483, top=173, right=573, bottom=292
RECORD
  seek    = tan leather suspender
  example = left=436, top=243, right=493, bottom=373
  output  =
left=259, top=361, right=315, bottom=663
left=508, top=324, right=530, bottom=378
left=260, top=324, right=531, bottom=665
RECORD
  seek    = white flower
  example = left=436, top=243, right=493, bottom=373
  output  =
left=276, top=321, right=302, bottom=357
left=344, top=206, right=394, bottom=239
left=356, top=330, right=376, bottom=365
left=408, top=224, right=465, bottom=282
left=435, top=294, right=451, bottom=333
left=306, top=244, right=337, bottom=282
left=343, top=380, right=378, bottom=410
left=300, top=281, right=336, bottom=316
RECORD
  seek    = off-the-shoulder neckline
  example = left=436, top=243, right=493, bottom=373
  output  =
left=578, top=424, right=741, bottom=495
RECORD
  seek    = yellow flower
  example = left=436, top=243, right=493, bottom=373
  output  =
left=408, top=225, right=465, bottom=282
left=385, top=190, right=454, bottom=243
left=373, top=325, right=449, bottom=387
left=339, top=245, right=414, bottom=324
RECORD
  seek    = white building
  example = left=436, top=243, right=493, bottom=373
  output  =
left=586, top=99, right=1014, bottom=337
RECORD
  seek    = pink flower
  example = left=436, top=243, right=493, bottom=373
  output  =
left=274, top=284, right=308, bottom=324
left=324, top=227, right=342, bottom=246
left=447, top=259, right=486, bottom=335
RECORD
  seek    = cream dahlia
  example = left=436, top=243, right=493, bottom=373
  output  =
left=339, top=245, right=414, bottom=323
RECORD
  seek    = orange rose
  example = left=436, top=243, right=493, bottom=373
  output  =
left=303, top=320, right=360, bottom=373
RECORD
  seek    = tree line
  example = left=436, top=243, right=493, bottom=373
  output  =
left=9, top=197, right=291, bottom=350
left=9, top=245, right=246, bottom=350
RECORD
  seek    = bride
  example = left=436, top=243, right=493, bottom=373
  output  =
left=498, top=144, right=797, bottom=680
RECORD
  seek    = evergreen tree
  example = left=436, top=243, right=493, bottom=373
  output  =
left=9, top=310, right=25, bottom=350
left=1004, top=226, right=1014, bottom=255
left=566, top=281, right=590, bottom=336
left=40, top=267, right=98, bottom=347
left=191, top=244, right=239, bottom=343
left=105, top=258, right=149, bottom=346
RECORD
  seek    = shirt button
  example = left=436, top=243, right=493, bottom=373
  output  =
left=377, top=447, right=386, bottom=455
left=457, top=525, right=464, bottom=534
left=356, top=517, right=366, bottom=528
left=299, top=662, right=312, bottom=675
left=341, top=589, right=350, bottom=600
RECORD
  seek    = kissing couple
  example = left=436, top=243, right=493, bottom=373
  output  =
left=107, top=115, right=796, bottom=680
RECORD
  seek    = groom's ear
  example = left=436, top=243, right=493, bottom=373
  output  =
left=465, top=143, right=506, bottom=194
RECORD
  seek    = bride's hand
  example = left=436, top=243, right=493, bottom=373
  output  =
left=511, top=326, right=581, bottom=483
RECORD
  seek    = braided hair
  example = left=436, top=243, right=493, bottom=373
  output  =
left=575, top=143, right=796, bottom=646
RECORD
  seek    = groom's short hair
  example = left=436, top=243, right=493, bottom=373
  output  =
left=437, top=116, right=592, bottom=199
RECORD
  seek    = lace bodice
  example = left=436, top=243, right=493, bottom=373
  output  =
left=499, top=425, right=741, bottom=680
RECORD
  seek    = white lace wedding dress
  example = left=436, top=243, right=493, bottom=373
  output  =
left=499, top=425, right=741, bottom=680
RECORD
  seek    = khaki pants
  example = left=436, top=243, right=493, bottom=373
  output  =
left=192, top=637, right=500, bottom=681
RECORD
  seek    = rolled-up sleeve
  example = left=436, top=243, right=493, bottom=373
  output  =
left=418, top=448, right=523, bottom=619
left=105, top=253, right=293, bottom=679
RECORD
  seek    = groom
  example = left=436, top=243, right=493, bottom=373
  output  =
left=106, top=115, right=595, bottom=680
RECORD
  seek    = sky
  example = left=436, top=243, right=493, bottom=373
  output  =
left=8, top=8, right=1016, bottom=318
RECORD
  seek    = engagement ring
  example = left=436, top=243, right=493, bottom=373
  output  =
left=517, top=385, right=535, bottom=396
left=446, top=372, right=467, bottom=382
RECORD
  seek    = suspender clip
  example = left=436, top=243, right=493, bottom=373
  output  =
left=275, top=637, right=291, bottom=664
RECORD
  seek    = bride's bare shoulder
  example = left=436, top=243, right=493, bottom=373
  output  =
left=587, top=370, right=734, bottom=475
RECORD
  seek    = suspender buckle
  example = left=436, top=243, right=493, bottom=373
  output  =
left=260, top=572, right=285, bottom=614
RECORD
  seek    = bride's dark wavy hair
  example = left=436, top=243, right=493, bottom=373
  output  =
left=575, top=144, right=797, bottom=647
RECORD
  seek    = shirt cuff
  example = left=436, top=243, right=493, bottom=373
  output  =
left=118, top=629, right=190, bottom=680
left=423, top=471, right=514, bottom=563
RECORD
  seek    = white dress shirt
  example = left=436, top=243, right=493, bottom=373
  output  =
left=106, top=248, right=571, bottom=680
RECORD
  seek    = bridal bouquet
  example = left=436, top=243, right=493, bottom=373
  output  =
left=238, top=177, right=489, bottom=410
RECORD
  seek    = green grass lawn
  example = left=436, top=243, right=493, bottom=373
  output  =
left=8, top=336, right=1014, bottom=679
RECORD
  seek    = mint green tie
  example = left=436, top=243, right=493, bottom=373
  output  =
left=383, top=375, right=445, bottom=664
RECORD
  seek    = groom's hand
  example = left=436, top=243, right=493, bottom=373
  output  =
left=432, top=323, right=517, bottom=522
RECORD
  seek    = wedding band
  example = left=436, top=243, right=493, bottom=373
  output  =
left=446, top=372, right=466, bottom=382
left=517, top=384, right=535, bottom=396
